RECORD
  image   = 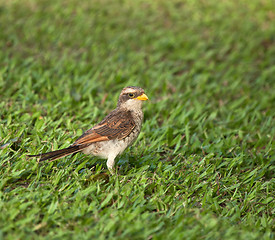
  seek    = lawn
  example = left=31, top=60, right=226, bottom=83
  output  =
left=0, top=0, right=274, bottom=239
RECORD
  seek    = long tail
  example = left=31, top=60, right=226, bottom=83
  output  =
left=27, top=145, right=85, bottom=162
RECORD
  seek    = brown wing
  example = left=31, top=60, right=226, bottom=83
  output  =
left=73, top=110, right=135, bottom=146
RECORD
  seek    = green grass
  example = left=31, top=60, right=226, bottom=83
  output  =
left=0, top=0, right=274, bottom=239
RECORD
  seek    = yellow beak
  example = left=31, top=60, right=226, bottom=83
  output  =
left=135, top=93, right=149, bottom=101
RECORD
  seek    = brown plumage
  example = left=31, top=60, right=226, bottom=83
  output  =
left=28, top=86, right=148, bottom=174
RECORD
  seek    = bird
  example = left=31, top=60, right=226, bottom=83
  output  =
left=28, top=86, right=148, bottom=174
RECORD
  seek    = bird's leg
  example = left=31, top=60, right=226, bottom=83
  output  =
left=107, top=154, right=116, bottom=175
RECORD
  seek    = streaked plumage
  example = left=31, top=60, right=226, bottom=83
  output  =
left=28, top=86, right=148, bottom=174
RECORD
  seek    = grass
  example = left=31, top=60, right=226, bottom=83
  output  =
left=0, top=0, right=274, bottom=239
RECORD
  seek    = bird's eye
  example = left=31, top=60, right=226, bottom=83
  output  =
left=128, top=93, right=134, bottom=98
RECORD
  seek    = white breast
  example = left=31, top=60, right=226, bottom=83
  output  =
left=82, top=109, right=143, bottom=160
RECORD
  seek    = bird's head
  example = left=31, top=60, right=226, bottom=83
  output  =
left=117, top=86, right=148, bottom=110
